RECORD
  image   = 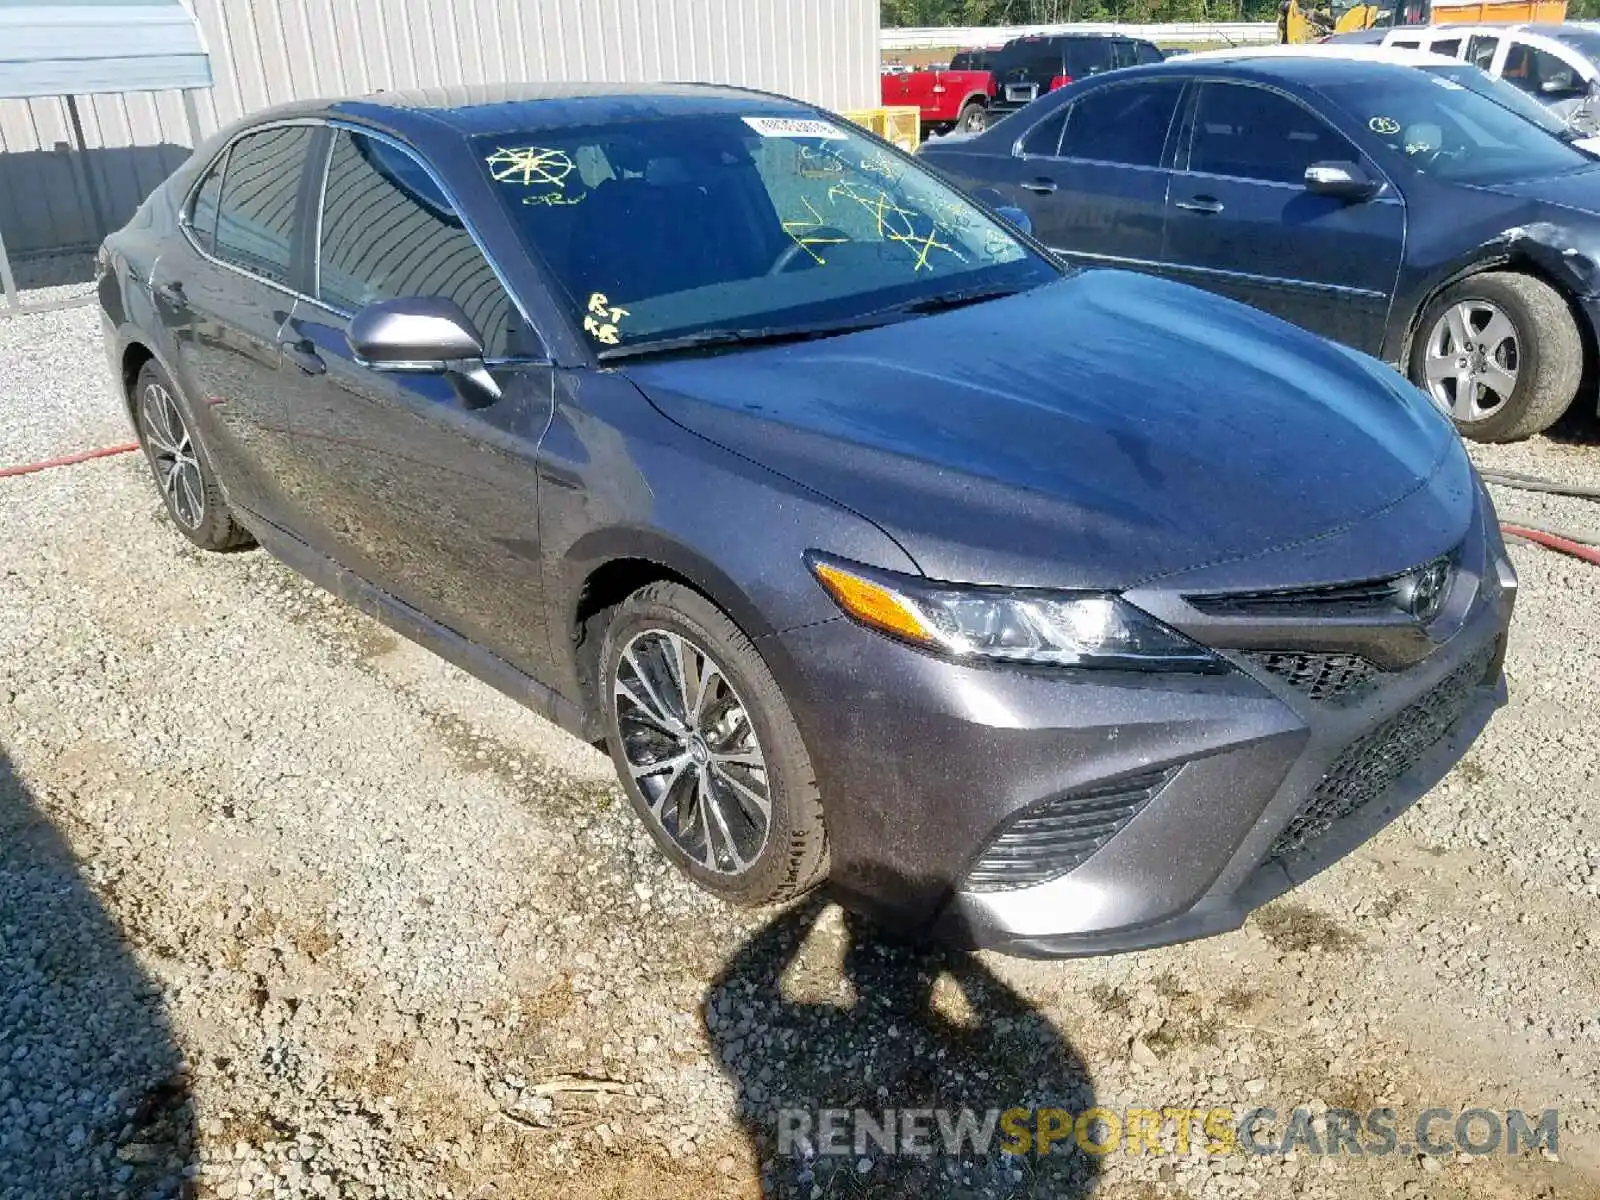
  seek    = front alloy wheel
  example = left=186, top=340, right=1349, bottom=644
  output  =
left=1421, top=299, right=1519, bottom=424
left=614, top=629, right=771, bottom=874
left=600, top=581, right=828, bottom=905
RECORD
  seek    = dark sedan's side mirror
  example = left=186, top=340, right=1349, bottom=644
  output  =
left=1303, top=160, right=1381, bottom=202
left=994, top=205, right=1034, bottom=236
left=348, top=297, right=500, bottom=405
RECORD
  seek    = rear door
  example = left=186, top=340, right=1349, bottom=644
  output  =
left=157, top=123, right=319, bottom=525
left=280, top=125, right=559, bottom=679
left=1160, top=81, right=1404, bottom=354
left=1008, top=79, right=1187, bottom=272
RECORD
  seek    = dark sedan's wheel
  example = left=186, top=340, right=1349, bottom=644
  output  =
left=955, top=100, right=988, bottom=134
left=600, top=582, right=828, bottom=906
left=134, top=362, right=252, bottom=551
left=1409, top=271, right=1582, bottom=443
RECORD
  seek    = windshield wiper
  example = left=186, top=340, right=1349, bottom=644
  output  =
left=597, top=313, right=906, bottom=362
left=881, top=283, right=1031, bottom=316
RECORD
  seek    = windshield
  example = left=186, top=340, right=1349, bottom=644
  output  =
left=1422, top=63, right=1576, bottom=139
left=1319, top=69, right=1594, bottom=182
left=472, top=113, right=1055, bottom=354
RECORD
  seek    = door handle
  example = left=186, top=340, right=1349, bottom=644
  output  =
left=1175, top=196, right=1225, bottom=215
left=278, top=337, right=327, bottom=376
left=1019, top=177, right=1058, bottom=195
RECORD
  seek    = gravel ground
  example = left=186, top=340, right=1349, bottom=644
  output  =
left=2, top=300, right=1598, bottom=1200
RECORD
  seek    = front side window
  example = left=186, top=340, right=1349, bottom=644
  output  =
left=213, top=125, right=315, bottom=286
left=1188, top=84, right=1355, bottom=185
left=317, top=129, right=515, bottom=357
left=1320, top=69, right=1594, bottom=183
left=1058, top=82, right=1184, bottom=167
left=1469, top=35, right=1500, bottom=71
left=473, top=111, right=1057, bottom=353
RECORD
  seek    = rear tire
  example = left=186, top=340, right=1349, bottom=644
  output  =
left=133, top=361, right=253, bottom=551
left=599, top=582, right=829, bottom=906
left=955, top=100, right=988, bottom=134
left=1408, top=271, right=1582, bottom=443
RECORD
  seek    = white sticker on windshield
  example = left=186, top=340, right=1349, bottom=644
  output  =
left=743, top=116, right=846, bottom=140
left=1430, top=75, right=1466, bottom=90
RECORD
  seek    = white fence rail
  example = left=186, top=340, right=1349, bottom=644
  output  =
left=881, top=22, right=1278, bottom=50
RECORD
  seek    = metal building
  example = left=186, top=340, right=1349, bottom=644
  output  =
left=0, top=0, right=879, bottom=261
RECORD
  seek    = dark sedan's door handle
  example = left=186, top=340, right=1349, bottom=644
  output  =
left=279, top=337, right=327, bottom=376
left=1019, top=177, right=1058, bottom=195
left=1175, top=196, right=1225, bottom=215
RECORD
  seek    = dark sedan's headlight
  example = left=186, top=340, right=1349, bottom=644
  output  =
left=808, top=556, right=1222, bottom=671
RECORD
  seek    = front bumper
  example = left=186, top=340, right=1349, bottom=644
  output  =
left=768, top=497, right=1517, bottom=958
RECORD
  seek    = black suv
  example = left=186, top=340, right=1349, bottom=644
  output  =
left=988, top=34, right=1164, bottom=117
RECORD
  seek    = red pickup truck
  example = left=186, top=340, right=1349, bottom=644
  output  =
left=881, top=48, right=999, bottom=136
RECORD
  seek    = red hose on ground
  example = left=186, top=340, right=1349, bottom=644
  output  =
left=0, top=442, right=139, bottom=479
left=1501, top=524, right=1600, bottom=567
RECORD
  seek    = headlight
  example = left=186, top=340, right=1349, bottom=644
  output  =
left=808, top=555, right=1223, bottom=671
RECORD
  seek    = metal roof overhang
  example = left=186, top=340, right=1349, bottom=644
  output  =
left=0, top=0, right=211, bottom=100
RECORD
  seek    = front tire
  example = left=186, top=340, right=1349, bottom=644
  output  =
left=1409, top=271, right=1582, bottom=443
left=600, top=582, right=828, bottom=906
left=133, top=362, right=252, bottom=551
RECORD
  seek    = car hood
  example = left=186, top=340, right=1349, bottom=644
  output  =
left=1471, top=166, right=1600, bottom=215
left=622, top=271, right=1468, bottom=591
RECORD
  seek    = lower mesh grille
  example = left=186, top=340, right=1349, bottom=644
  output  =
left=964, top=769, right=1176, bottom=892
left=1244, top=651, right=1381, bottom=704
left=1270, top=641, right=1497, bottom=859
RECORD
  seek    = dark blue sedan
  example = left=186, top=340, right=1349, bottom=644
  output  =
left=921, top=53, right=1600, bottom=441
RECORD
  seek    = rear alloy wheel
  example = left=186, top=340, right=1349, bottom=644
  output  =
left=601, top=582, right=828, bottom=905
left=133, top=362, right=252, bottom=551
left=956, top=100, right=988, bottom=134
left=1410, top=271, right=1582, bottom=442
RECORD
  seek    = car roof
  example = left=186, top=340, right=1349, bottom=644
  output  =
left=233, top=82, right=814, bottom=140
left=1183, top=44, right=1464, bottom=68
left=1140, top=53, right=1460, bottom=85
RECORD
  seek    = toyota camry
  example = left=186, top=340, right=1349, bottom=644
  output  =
left=98, top=83, right=1515, bottom=956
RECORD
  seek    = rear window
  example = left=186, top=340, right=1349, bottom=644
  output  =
left=992, top=42, right=1063, bottom=78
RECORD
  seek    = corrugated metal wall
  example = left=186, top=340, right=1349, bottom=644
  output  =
left=0, top=0, right=879, bottom=257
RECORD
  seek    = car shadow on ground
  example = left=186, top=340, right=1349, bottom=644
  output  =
left=704, top=890, right=1100, bottom=1199
left=0, top=749, right=195, bottom=1197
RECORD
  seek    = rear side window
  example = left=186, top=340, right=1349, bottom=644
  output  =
left=1188, top=83, right=1354, bottom=185
left=213, top=125, right=315, bottom=286
left=1430, top=38, right=1462, bottom=56
left=186, top=158, right=225, bottom=253
left=317, top=129, right=514, bottom=357
left=1133, top=42, right=1166, bottom=65
left=1058, top=82, right=1184, bottom=167
left=1065, top=40, right=1116, bottom=78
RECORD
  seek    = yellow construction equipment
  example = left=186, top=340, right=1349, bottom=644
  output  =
left=1280, top=0, right=1567, bottom=44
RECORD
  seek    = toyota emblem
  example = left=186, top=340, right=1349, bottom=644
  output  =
left=1398, top=559, right=1452, bottom=624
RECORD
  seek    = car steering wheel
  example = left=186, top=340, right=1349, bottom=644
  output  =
left=769, top=227, right=852, bottom=275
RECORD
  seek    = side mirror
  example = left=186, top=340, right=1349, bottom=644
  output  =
left=1304, top=160, right=1381, bottom=201
left=348, top=296, right=500, bottom=405
left=994, top=205, right=1034, bottom=236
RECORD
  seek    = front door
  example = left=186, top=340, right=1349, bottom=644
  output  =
left=1161, top=82, right=1405, bottom=354
left=280, top=127, right=558, bottom=680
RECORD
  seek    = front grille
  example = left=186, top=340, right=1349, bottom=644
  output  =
left=964, top=769, right=1176, bottom=892
left=1187, top=576, right=1401, bottom=619
left=1243, top=651, right=1381, bottom=705
left=1270, top=641, right=1497, bottom=859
